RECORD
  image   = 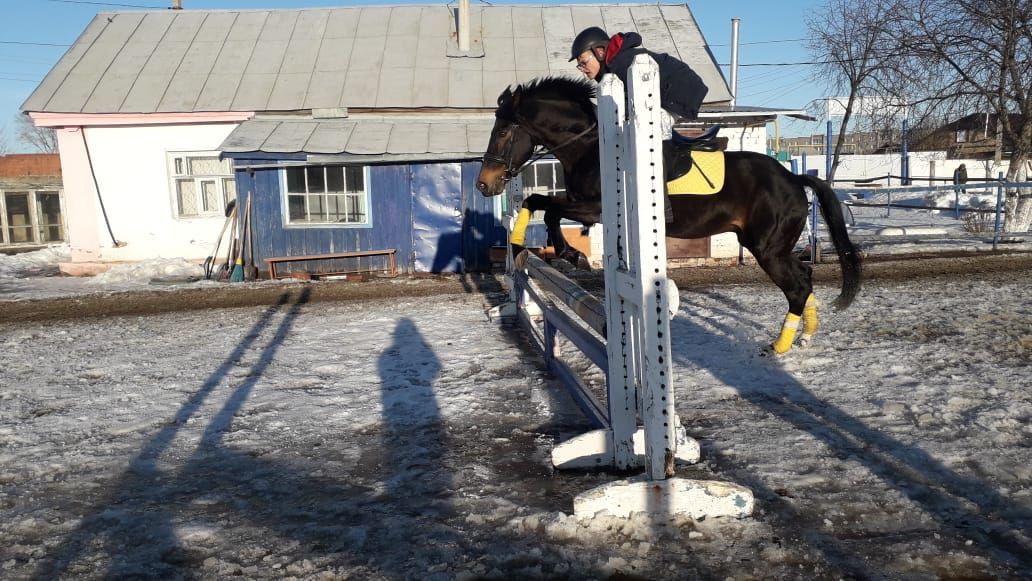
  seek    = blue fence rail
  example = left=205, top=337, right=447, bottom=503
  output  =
left=802, top=176, right=1032, bottom=256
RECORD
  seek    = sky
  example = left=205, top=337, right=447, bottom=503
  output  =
left=0, top=0, right=826, bottom=153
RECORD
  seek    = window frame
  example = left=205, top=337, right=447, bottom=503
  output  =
left=0, top=188, right=66, bottom=247
left=517, top=158, right=567, bottom=225
left=280, top=164, right=373, bottom=229
left=166, top=151, right=237, bottom=219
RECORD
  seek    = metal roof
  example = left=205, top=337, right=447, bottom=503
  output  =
left=23, top=3, right=732, bottom=114
left=220, top=116, right=495, bottom=163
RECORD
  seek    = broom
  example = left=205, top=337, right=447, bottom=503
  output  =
left=229, top=197, right=246, bottom=282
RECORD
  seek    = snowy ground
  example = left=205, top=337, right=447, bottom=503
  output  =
left=1, top=246, right=1030, bottom=579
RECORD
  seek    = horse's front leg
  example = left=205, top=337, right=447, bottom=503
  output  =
left=508, top=194, right=551, bottom=258
left=543, top=209, right=591, bottom=270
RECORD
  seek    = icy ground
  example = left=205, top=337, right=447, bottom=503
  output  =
left=0, top=247, right=1030, bottom=579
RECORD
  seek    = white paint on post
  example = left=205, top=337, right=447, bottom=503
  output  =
left=598, top=72, right=639, bottom=471
left=622, top=55, right=677, bottom=481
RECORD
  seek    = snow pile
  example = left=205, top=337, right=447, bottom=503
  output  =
left=86, top=257, right=204, bottom=285
left=0, top=245, right=69, bottom=278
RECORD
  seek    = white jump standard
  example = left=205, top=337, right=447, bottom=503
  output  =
left=551, top=56, right=753, bottom=520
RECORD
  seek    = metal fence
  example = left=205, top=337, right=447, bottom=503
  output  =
left=801, top=177, right=1032, bottom=259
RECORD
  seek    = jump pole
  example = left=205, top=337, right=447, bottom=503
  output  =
left=554, top=54, right=754, bottom=520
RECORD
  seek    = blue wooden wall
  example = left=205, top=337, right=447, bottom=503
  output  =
left=229, top=156, right=505, bottom=275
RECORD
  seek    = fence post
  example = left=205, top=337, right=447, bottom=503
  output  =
left=954, top=185, right=961, bottom=220
left=993, top=172, right=1004, bottom=251
left=809, top=189, right=818, bottom=263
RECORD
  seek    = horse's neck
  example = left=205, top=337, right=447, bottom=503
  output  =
left=533, top=118, right=598, bottom=168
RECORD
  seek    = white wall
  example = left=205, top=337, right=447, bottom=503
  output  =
left=71, top=123, right=240, bottom=263
left=792, top=152, right=1011, bottom=183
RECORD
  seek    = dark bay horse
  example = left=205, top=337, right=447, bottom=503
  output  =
left=475, top=77, right=861, bottom=354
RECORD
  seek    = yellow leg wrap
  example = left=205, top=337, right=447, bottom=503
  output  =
left=510, top=208, right=531, bottom=245
left=772, top=313, right=801, bottom=354
left=802, top=294, right=819, bottom=339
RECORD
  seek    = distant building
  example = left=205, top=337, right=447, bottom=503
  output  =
left=910, top=113, right=1022, bottom=160
left=0, top=153, right=64, bottom=252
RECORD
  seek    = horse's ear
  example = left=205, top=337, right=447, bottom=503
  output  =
left=511, top=86, right=523, bottom=107
left=498, top=86, right=512, bottom=107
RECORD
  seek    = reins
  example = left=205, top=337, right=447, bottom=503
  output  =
left=483, top=121, right=597, bottom=183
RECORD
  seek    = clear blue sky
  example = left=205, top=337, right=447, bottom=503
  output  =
left=0, top=0, right=826, bottom=152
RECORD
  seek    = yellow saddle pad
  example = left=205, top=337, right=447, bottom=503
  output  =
left=667, top=151, right=725, bottom=195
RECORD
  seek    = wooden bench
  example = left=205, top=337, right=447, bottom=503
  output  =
left=266, top=249, right=397, bottom=280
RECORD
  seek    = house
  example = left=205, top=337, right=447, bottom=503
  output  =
left=23, top=3, right=804, bottom=276
left=910, top=113, right=1023, bottom=160
left=0, top=153, right=64, bottom=253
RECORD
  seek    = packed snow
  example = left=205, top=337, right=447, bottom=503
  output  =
left=1, top=231, right=1030, bottom=578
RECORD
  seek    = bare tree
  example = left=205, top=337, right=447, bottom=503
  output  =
left=807, top=0, right=901, bottom=181
left=0, top=124, right=10, bottom=155
left=15, top=113, right=58, bottom=154
left=884, top=0, right=1032, bottom=232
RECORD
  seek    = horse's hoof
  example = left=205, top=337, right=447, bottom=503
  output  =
left=576, top=255, right=592, bottom=271
left=761, top=343, right=788, bottom=357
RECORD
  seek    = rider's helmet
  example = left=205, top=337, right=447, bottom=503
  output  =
left=569, top=27, right=610, bottom=61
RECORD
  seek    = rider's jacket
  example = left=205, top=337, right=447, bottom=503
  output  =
left=602, top=32, right=709, bottom=121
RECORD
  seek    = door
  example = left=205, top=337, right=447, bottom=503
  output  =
left=412, top=164, right=464, bottom=273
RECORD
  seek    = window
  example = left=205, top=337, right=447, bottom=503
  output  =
left=955, top=130, right=968, bottom=143
left=168, top=153, right=236, bottom=218
left=0, top=189, right=65, bottom=246
left=520, top=159, right=566, bottom=198
left=284, top=165, right=369, bottom=226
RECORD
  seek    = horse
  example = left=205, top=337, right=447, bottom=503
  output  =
left=475, top=76, right=861, bottom=354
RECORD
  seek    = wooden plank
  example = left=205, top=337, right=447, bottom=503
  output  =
left=521, top=252, right=606, bottom=336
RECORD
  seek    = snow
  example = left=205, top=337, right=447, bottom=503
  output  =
left=1, top=244, right=1030, bottom=578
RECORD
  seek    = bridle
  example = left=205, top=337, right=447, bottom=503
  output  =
left=481, top=120, right=597, bottom=184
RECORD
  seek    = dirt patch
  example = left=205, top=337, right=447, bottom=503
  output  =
left=2, top=251, right=1030, bottom=323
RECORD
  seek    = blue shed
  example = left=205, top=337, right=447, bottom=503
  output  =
left=220, top=118, right=507, bottom=276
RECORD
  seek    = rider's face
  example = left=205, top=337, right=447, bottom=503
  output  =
left=574, top=49, right=602, bottom=81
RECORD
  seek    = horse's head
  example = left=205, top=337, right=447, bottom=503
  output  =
left=476, top=86, right=536, bottom=197
left=477, top=78, right=598, bottom=197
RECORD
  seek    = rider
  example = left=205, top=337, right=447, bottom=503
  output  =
left=570, top=26, right=709, bottom=222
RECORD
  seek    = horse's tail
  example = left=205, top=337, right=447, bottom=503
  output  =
left=800, top=174, right=862, bottom=310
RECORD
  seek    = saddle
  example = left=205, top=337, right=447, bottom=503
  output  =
left=664, top=126, right=726, bottom=195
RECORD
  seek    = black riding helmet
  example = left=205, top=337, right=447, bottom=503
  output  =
left=569, top=26, right=610, bottom=61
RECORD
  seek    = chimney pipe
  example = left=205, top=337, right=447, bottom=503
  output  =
left=458, top=0, right=470, bottom=52
left=171, top=0, right=182, bottom=9
left=730, top=17, right=740, bottom=109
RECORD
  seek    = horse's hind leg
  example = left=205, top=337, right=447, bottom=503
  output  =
left=543, top=209, right=590, bottom=270
left=751, top=249, right=814, bottom=354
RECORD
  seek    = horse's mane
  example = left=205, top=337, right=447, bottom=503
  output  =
left=518, top=76, right=596, bottom=105
left=497, top=76, right=597, bottom=121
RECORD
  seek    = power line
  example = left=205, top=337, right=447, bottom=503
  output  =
left=0, top=41, right=71, bottom=47
left=47, top=0, right=163, bottom=8
left=710, top=38, right=806, bottom=47
left=0, top=76, right=42, bottom=83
